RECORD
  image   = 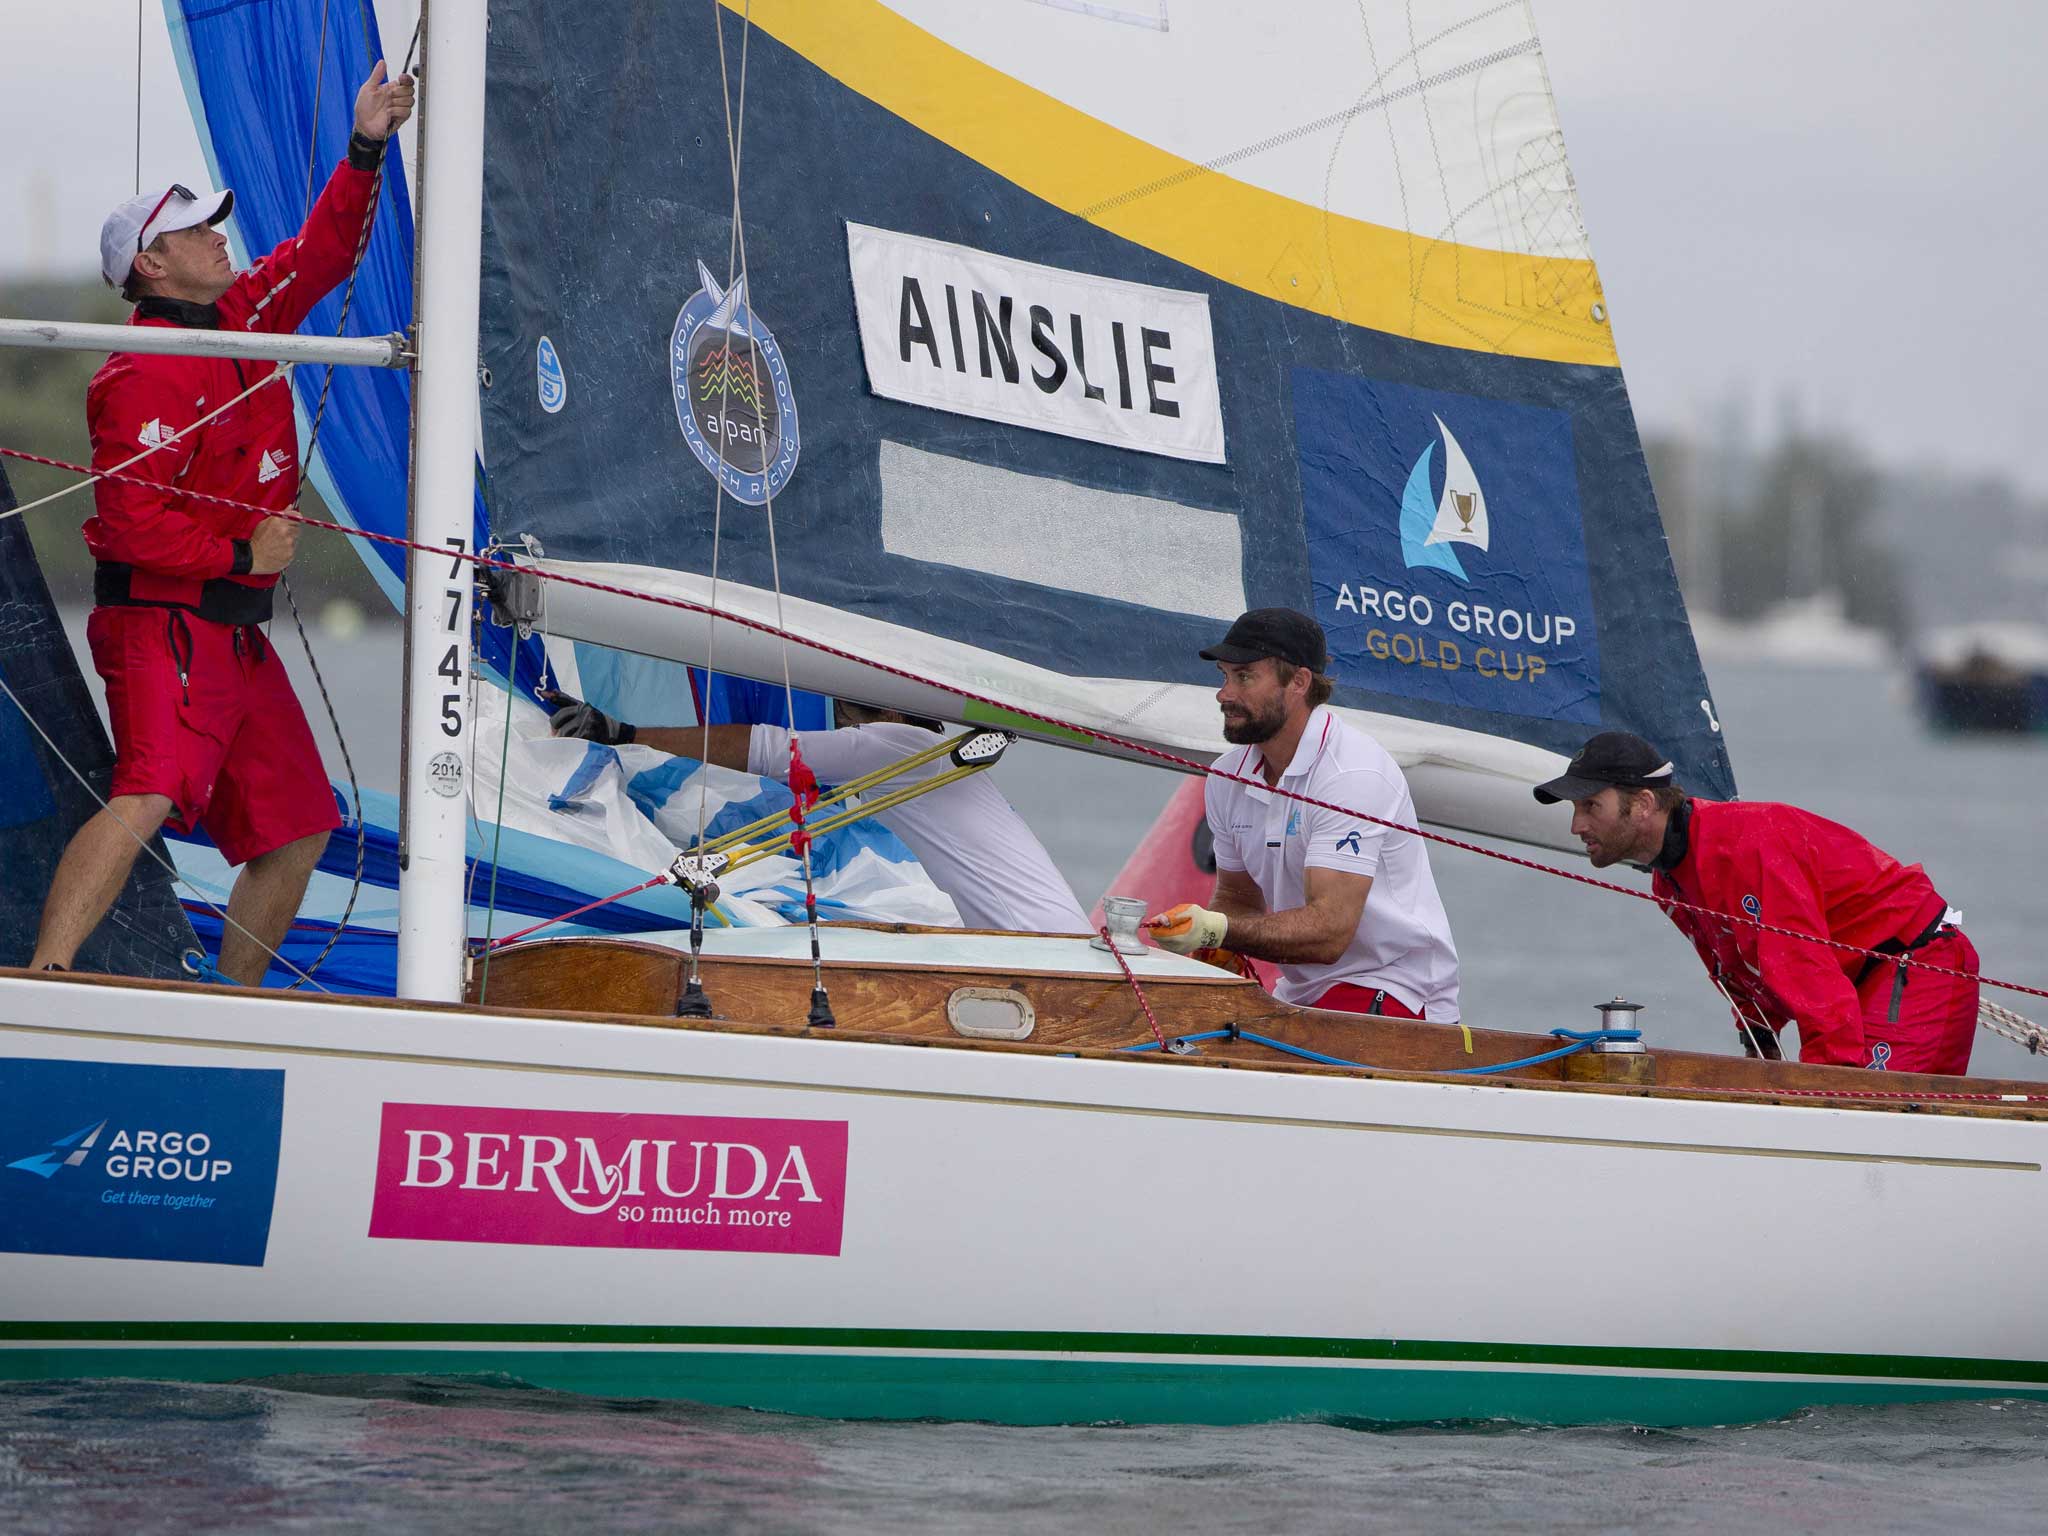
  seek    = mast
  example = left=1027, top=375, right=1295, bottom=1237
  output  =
left=396, top=0, right=486, bottom=1003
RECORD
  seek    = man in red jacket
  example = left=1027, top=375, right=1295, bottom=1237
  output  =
left=29, top=63, right=414, bottom=986
left=1535, top=732, right=1978, bottom=1074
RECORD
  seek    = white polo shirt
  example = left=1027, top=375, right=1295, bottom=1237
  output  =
left=748, top=723, right=1091, bottom=934
left=1204, top=707, right=1460, bottom=1018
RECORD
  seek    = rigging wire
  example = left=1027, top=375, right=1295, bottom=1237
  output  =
left=0, top=670, right=328, bottom=993
left=692, top=0, right=752, bottom=853
left=133, top=0, right=143, bottom=196
left=711, top=0, right=831, bottom=1024
left=276, top=4, right=425, bottom=987
left=0, top=367, right=295, bottom=527
left=5, top=449, right=2047, bottom=1016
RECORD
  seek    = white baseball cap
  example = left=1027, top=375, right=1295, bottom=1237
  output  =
left=99, top=182, right=235, bottom=289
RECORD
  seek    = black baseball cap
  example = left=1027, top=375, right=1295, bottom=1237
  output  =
left=1533, top=731, right=1677, bottom=804
left=1199, top=608, right=1328, bottom=672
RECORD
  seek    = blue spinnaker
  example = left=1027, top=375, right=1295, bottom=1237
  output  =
left=163, top=0, right=544, bottom=693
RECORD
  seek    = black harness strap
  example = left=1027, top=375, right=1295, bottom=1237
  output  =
left=1855, top=905, right=1957, bottom=1023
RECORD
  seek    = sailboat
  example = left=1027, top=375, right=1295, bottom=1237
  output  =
left=1, top=0, right=2045, bottom=1428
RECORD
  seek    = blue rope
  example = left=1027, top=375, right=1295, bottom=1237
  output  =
left=1116, top=1024, right=1643, bottom=1075
left=181, top=948, right=229, bottom=985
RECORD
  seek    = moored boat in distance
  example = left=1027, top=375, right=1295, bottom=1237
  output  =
left=1914, top=623, right=2048, bottom=734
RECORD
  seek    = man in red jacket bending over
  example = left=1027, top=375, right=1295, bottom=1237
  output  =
left=1535, top=732, right=1977, bottom=1075
left=30, top=64, right=414, bottom=986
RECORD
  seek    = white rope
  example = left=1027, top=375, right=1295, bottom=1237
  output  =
left=690, top=0, right=754, bottom=857
left=0, top=365, right=294, bottom=527
left=1981, top=998, right=2048, bottom=1055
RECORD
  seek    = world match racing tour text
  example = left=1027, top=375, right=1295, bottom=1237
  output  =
left=1331, top=583, right=1580, bottom=684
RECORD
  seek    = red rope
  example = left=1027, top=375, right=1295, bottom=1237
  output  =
left=477, top=872, right=671, bottom=952
left=1675, top=1083, right=2048, bottom=1105
left=1099, top=926, right=1168, bottom=1049
left=8, top=440, right=2046, bottom=1006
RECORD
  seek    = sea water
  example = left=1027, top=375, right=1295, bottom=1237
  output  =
left=8, top=642, right=2046, bottom=1531
left=4, top=1378, right=2046, bottom=1533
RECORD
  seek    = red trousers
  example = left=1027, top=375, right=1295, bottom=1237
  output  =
left=89, top=606, right=338, bottom=866
left=1847, top=928, right=1980, bottom=1075
left=1313, top=982, right=1424, bottom=1020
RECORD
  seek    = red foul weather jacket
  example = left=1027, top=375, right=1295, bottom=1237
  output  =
left=1649, top=798, right=1951, bottom=1068
left=82, top=158, right=379, bottom=608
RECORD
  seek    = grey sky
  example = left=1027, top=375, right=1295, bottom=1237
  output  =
left=4, top=1, right=2043, bottom=495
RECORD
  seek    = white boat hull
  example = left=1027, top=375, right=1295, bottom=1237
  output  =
left=2, top=974, right=2043, bottom=1425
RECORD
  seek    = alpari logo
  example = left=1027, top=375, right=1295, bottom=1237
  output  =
left=669, top=260, right=800, bottom=507
left=1398, top=414, right=1490, bottom=584
left=7, top=1119, right=233, bottom=1184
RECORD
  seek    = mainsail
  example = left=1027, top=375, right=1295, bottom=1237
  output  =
left=475, top=0, right=1735, bottom=847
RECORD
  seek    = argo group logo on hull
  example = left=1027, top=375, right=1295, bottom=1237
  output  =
left=368, top=1103, right=849, bottom=1257
left=1296, top=368, right=1602, bottom=725
left=0, top=1058, right=284, bottom=1267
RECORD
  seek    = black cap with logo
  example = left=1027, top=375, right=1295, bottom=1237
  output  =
left=1199, top=608, right=1328, bottom=672
left=1532, top=730, right=1677, bottom=805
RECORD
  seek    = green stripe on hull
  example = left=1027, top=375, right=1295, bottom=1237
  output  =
left=4, top=1322, right=2047, bottom=1389
left=3, top=1342, right=2047, bottom=1426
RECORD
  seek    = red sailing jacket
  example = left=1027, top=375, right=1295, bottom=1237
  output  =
left=82, top=159, right=379, bottom=603
left=1650, top=799, right=1948, bottom=1067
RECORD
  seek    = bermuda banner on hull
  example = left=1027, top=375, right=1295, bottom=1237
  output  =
left=368, top=1104, right=849, bottom=1255
left=0, top=1058, right=283, bottom=1267
left=847, top=223, right=1227, bottom=464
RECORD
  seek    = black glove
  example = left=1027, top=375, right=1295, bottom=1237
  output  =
left=1736, top=1021, right=1783, bottom=1060
left=543, top=690, right=636, bottom=746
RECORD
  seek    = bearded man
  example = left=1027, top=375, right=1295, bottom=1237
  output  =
left=1147, top=608, right=1461, bottom=1021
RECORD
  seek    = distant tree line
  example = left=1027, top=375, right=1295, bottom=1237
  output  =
left=1645, top=429, right=1910, bottom=642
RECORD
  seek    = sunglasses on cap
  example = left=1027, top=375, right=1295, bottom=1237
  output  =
left=136, top=184, right=199, bottom=258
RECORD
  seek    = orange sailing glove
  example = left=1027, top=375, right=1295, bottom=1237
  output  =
left=1148, top=903, right=1228, bottom=955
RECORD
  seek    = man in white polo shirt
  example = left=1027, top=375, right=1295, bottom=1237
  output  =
left=1148, top=608, right=1461, bottom=1020
left=547, top=693, right=1091, bottom=934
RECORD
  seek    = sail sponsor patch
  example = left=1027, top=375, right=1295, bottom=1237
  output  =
left=0, top=1058, right=284, bottom=1267
left=368, top=1103, right=848, bottom=1256
left=1296, top=369, right=1601, bottom=724
left=669, top=262, right=800, bottom=506
left=536, top=334, right=567, bottom=414
left=846, top=223, right=1226, bottom=465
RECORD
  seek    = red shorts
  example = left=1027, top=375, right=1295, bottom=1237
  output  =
left=1312, top=982, right=1425, bottom=1020
left=1850, top=928, right=1980, bottom=1076
left=88, top=605, right=340, bottom=867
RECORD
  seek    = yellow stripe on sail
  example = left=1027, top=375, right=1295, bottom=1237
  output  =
left=729, top=0, right=1617, bottom=368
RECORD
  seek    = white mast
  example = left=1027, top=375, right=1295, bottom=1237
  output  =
left=396, top=0, right=487, bottom=1003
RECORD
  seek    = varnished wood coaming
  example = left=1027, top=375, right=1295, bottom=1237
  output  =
left=460, top=935, right=2048, bottom=1119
